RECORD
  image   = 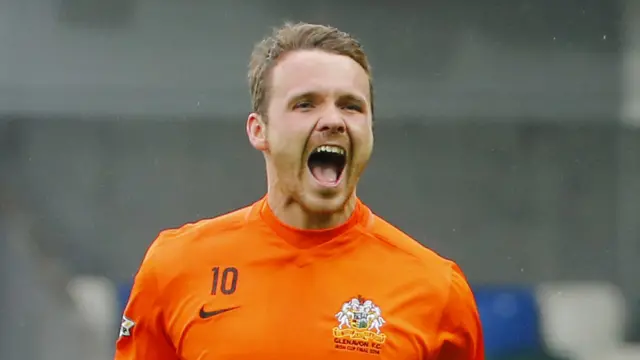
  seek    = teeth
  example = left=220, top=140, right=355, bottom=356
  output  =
left=314, top=145, right=346, bottom=155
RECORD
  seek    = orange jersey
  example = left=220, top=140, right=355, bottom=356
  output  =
left=114, top=197, right=484, bottom=360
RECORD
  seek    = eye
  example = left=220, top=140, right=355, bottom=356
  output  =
left=342, top=103, right=363, bottom=112
left=293, top=101, right=314, bottom=110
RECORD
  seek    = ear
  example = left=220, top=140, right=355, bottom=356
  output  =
left=246, top=112, right=268, bottom=151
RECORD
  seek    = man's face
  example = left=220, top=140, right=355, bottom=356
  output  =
left=248, top=50, right=374, bottom=214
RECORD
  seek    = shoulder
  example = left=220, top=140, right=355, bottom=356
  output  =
left=362, top=212, right=480, bottom=343
left=362, top=212, right=476, bottom=304
left=147, top=203, right=254, bottom=260
left=363, top=213, right=481, bottom=347
left=365, top=213, right=455, bottom=276
left=135, top=203, right=258, bottom=286
left=129, top=203, right=260, bottom=310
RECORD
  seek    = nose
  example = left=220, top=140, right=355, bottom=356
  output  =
left=315, top=107, right=346, bottom=135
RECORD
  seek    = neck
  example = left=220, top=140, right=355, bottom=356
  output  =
left=266, top=188, right=357, bottom=230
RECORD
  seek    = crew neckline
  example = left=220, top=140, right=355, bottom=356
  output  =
left=255, top=196, right=370, bottom=249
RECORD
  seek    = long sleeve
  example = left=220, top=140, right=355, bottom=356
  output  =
left=114, top=244, right=179, bottom=360
left=435, top=263, right=485, bottom=360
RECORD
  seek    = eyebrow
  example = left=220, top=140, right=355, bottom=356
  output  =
left=287, top=91, right=367, bottom=105
left=336, top=94, right=366, bottom=105
left=288, top=91, right=316, bottom=102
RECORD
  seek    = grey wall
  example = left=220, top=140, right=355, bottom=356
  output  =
left=0, top=0, right=620, bottom=120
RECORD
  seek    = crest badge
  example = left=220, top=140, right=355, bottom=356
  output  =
left=333, top=296, right=386, bottom=354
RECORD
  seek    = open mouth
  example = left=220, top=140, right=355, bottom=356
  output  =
left=307, top=145, right=347, bottom=186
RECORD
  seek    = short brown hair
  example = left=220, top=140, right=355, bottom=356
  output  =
left=248, top=22, right=373, bottom=116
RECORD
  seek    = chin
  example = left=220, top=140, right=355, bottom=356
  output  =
left=299, top=191, right=352, bottom=215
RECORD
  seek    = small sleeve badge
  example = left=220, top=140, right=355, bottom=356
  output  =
left=119, top=315, right=135, bottom=338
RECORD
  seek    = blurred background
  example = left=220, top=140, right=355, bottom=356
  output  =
left=1, top=0, right=639, bottom=359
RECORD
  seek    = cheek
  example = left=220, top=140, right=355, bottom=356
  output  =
left=350, top=124, right=374, bottom=157
left=358, top=139, right=374, bottom=165
left=266, top=126, right=305, bottom=165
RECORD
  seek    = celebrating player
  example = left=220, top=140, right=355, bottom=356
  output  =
left=114, top=22, right=484, bottom=360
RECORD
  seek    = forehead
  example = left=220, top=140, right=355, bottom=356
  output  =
left=269, top=50, right=370, bottom=101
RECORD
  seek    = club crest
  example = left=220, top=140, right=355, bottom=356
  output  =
left=332, top=296, right=387, bottom=354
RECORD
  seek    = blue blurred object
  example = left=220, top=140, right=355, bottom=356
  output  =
left=473, top=285, right=542, bottom=357
left=117, top=281, right=133, bottom=316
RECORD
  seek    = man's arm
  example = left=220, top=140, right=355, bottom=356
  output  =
left=114, top=244, right=178, bottom=360
left=435, top=263, right=485, bottom=360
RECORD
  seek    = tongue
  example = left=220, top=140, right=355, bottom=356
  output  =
left=311, top=164, right=338, bottom=183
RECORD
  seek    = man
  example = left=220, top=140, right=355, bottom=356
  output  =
left=114, top=22, right=484, bottom=360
